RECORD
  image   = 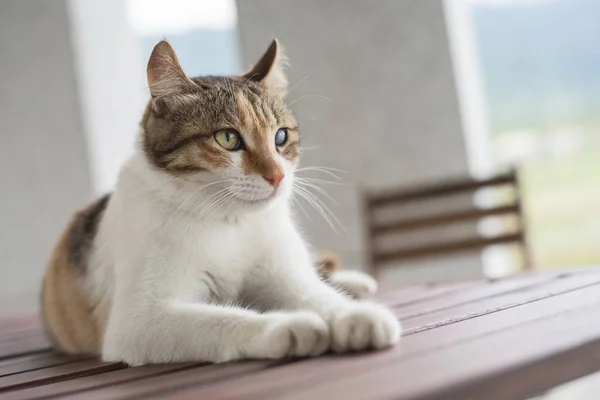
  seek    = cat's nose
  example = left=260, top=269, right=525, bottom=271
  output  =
left=263, top=168, right=285, bottom=188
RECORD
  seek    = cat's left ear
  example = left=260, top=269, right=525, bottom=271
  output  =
left=147, top=40, right=197, bottom=98
left=243, top=39, right=289, bottom=94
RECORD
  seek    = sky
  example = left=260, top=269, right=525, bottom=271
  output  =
left=126, top=0, right=237, bottom=35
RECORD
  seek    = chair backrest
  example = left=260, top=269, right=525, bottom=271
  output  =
left=363, top=169, right=530, bottom=278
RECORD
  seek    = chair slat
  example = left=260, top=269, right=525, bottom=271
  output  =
left=368, top=172, right=515, bottom=207
left=372, top=204, right=520, bottom=234
left=363, top=169, right=530, bottom=275
left=374, top=232, right=523, bottom=264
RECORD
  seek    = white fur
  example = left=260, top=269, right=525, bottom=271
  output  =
left=329, top=270, right=378, bottom=299
left=89, top=138, right=401, bottom=366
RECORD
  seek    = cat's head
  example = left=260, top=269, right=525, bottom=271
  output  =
left=141, top=39, right=299, bottom=216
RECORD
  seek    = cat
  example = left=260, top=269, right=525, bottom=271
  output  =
left=315, top=250, right=377, bottom=299
left=41, top=39, right=401, bottom=365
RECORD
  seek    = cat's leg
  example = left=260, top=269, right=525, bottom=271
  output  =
left=248, top=267, right=400, bottom=352
left=315, top=250, right=378, bottom=299
left=246, top=237, right=401, bottom=353
left=327, top=270, right=378, bottom=299
left=102, top=297, right=329, bottom=365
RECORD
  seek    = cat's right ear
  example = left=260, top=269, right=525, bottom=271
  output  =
left=147, top=40, right=196, bottom=98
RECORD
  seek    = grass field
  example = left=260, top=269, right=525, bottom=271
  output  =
left=520, top=149, right=600, bottom=269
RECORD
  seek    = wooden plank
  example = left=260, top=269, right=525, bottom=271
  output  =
left=400, top=283, right=600, bottom=361
left=0, top=328, right=44, bottom=345
left=0, top=334, right=50, bottom=361
left=0, top=318, right=42, bottom=337
left=0, top=353, right=85, bottom=378
left=2, top=272, right=598, bottom=400
left=166, top=279, right=600, bottom=400
left=380, top=281, right=482, bottom=307
left=56, top=362, right=273, bottom=400
left=0, top=318, right=51, bottom=362
left=0, top=360, right=125, bottom=392
left=402, top=272, right=600, bottom=334
left=374, top=233, right=523, bottom=264
left=372, top=204, right=520, bottom=234
left=392, top=273, right=554, bottom=320
left=2, top=364, right=198, bottom=400
left=368, top=172, right=515, bottom=207
left=375, top=284, right=428, bottom=303
left=274, top=293, right=600, bottom=400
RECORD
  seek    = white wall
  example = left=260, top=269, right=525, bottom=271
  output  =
left=0, top=0, right=145, bottom=316
left=0, top=0, right=91, bottom=314
left=68, top=0, right=147, bottom=194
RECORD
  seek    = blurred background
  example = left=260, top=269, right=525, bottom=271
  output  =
left=1, top=0, right=600, bottom=318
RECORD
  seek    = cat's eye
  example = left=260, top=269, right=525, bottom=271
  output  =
left=214, top=129, right=242, bottom=151
left=274, top=128, right=288, bottom=146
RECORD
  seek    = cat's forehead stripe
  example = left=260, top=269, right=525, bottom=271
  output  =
left=239, top=86, right=275, bottom=134
left=141, top=75, right=299, bottom=175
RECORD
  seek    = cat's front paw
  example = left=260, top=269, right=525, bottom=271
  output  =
left=329, top=303, right=401, bottom=352
left=255, top=312, right=330, bottom=359
left=330, top=270, right=378, bottom=299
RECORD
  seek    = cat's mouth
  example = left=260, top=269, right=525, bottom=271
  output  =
left=235, top=189, right=278, bottom=205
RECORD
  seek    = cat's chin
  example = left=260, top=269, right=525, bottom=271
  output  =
left=234, top=190, right=283, bottom=213
left=238, top=192, right=277, bottom=205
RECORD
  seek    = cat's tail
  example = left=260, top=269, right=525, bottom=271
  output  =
left=314, top=249, right=341, bottom=278
left=314, top=249, right=378, bottom=299
left=41, top=195, right=110, bottom=356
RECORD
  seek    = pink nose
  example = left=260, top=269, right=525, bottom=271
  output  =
left=263, top=169, right=285, bottom=188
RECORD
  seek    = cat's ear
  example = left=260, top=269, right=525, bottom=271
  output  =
left=147, top=40, right=197, bottom=98
left=243, top=39, right=289, bottom=93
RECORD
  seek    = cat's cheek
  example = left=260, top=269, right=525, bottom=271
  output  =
left=228, top=152, right=245, bottom=176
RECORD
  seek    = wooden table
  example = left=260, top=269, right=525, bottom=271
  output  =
left=2, top=268, right=600, bottom=399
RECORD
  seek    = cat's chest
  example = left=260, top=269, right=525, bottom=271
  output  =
left=182, top=219, right=269, bottom=301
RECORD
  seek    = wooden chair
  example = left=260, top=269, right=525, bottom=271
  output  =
left=363, top=169, right=531, bottom=278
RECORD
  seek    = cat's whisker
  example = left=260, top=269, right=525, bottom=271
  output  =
left=293, top=183, right=345, bottom=234
left=176, top=179, right=235, bottom=214
left=301, top=187, right=344, bottom=232
left=218, top=190, right=240, bottom=219
left=288, top=73, right=311, bottom=94
left=294, top=186, right=340, bottom=234
left=194, top=196, right=227, bottom=223
left=295, top=179, right=338, bottom=205
left=209, top=188, right=238, bottom=218
left=292, top=196, right=312, bottom=222
left=296, top=166, right=347, bottom=174
left=190, top=187, right=233, bottom=221
left=299, top=145, right=324, bottom=152
left=295, top=167, right=345, bottom=181
left=295, top=176, right=346, bottom=186
left=167, top=180, right=236, bottom=231
left=200, top=189, right=234, bottom=218
left=157, top=179, right=234, bottom=232
left=288, top=94, right=334, bottom=107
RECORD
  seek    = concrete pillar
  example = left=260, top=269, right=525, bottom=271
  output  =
left=237, top=0, right=482, bottom=282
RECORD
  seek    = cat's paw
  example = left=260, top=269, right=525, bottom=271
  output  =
left=256, top=312, right=330, bottom=359
left=329, top=303, right=401, bottom=352
left=330, top=270, right=378, bottom=299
